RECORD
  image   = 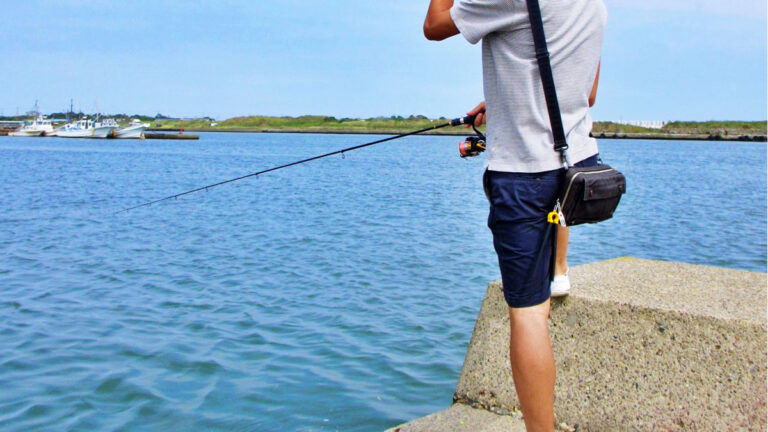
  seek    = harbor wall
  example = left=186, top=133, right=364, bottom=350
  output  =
left=387, top=258, right=767, bottom=431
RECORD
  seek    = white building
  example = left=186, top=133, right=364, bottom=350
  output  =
left=614, top=120, right=668, bottom=129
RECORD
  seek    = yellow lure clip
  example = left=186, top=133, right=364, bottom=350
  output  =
left=547, top=210, right=560, bottom=225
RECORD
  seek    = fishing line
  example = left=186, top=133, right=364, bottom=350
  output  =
left=116, top=115, right=479, bottom=214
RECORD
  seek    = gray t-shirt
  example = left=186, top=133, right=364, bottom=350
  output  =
left=451, top=0, right=606, bottom=173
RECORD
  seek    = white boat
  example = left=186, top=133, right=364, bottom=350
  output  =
left=9, top=116, right=55, bottom=137
left=54, top=118, right=117, bottom=138
left=95, top=118, right=120, bottom=138
left=115, top=119, right=149, bottom=139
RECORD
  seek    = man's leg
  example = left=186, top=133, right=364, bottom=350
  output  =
left=509, top=299, right=555, bottom=432
left=485, top=169, right=559, bottom=430
left=555, top=226, right=569, bottom=276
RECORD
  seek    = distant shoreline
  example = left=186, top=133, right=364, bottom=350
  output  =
left=2, top=115, right=764, bottom=142
left=147, top=128, right=768, bottom=142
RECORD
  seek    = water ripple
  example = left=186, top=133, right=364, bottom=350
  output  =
left=0, top=135, right=764, bottom=431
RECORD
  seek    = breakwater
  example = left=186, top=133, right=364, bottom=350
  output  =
left=143, top=132, right=199, bottom=140
left=387, top=258, right=767, bottom=431
left=592, top=131, right=767, bottom=142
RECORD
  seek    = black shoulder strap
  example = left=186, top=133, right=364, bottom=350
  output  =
left=525, top=0, right=569, bottom=158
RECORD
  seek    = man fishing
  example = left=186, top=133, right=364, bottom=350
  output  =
left=423, top=0, right=605, bottom=431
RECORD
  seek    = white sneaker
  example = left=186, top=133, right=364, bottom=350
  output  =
left=550, top=269, right=571, bottom=297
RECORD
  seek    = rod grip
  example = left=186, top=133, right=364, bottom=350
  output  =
left=448, top=115, right=475, bottom=127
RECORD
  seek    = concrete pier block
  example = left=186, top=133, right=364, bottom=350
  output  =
left=385, top=404, right=526, bottom=432
left=452, top=258, right=767, bottom=431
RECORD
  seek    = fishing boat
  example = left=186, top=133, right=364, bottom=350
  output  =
left=8, top=116, right=55, bottom=137
left=54, top=118, right=118, bottom=138
left=115, top=119, right=149, bottom=139
left=97, top=118, right=119, bottom=138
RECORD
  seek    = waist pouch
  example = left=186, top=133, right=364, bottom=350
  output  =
left=558, top=164, right=626, bottom=226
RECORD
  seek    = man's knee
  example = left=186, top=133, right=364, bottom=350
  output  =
left=509, top=299, right=550, bottom=325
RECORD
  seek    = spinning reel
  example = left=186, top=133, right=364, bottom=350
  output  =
left=459, top=123, right=486, bottom=158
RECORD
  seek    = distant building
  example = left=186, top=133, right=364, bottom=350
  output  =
left=615, top=120, right=668, bottom=129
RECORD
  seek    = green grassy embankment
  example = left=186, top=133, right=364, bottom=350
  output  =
left=592, top=121, right=766, bottom=137
left=152, top=115, right=471, bottom=134
left=662, top=121, right=766, bottom=136
left=152, top=116, right=767, bottom=138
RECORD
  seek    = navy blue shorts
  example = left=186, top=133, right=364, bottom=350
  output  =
left=484, top=155, right=598, bottom=308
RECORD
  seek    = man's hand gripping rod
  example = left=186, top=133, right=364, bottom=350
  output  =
left=116, top=115, right=477, bottom=214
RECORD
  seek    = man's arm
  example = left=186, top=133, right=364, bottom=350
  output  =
left=424, top=0, right=459, bottom=41
left=588, top=62, right=600, bottom=107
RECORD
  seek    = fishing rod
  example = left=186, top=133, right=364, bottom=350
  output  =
left=116, top=115, right=484, bottom=214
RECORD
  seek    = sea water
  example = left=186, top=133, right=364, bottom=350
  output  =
left=0, top=133, right=765, bottom=431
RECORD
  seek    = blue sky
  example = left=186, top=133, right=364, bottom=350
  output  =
left=2, top=0, right=765, bottom=121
